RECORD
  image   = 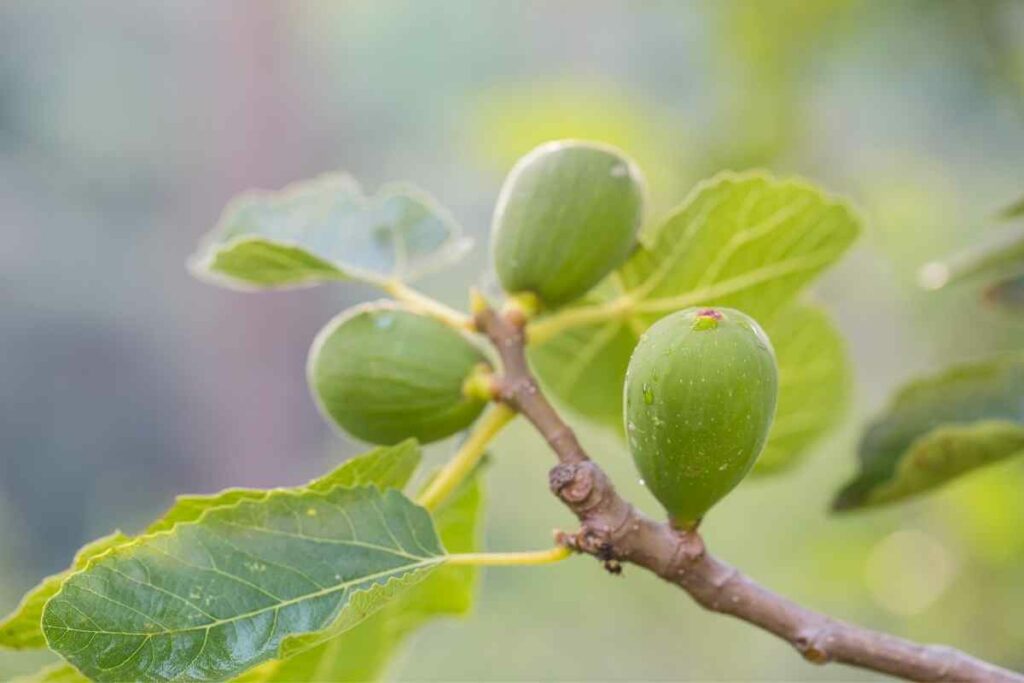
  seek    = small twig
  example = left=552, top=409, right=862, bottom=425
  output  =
left=475, top=305, right=1024, bottom=683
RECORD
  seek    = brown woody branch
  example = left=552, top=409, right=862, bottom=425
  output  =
left=475, top=305, right=1024, bottom=683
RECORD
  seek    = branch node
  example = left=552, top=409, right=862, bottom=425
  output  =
left=473, top=300, right=1024, bottom=683
left=794, top=630, right=832, bottom=665
left=549, top=462, right=595, bottom=507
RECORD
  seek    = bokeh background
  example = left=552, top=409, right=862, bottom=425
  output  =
left=2, top=1, right=1024, bottom=680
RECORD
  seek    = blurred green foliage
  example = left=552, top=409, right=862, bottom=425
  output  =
left=2, top=0, right=1024, bottom=680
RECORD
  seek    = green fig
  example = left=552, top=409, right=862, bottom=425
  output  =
left=624, top=307, right=778, bottom=529
left=308, top=302, right=491, bottom=445
left=491, top=140, right=645, bottom=308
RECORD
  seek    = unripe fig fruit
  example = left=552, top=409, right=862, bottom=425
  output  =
left=624, top=307, right=778, bottom=529
left=308, top=303, right=491, bottom=445
left=491, top=140, right=645, bottom=308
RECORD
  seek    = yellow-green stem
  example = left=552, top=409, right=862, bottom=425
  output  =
left=526, top=296, right=632, bottom=344
left=416, top=404, right=517, bottom=510
left=382, top=280, right=474, bottom=331
left=446, top=545, right=573, bottom=566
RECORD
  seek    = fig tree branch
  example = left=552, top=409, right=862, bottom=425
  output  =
left=475, top=304, right=1024, bottom=683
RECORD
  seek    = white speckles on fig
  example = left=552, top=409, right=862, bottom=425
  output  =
left=623, top=306, right=778, bottom=528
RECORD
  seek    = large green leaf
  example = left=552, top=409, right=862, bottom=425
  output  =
left=240, top=472, right=484, bottom=682
left=754, top=304, right=851, bottom=474
left=0, top=533, right=130, bottom=650
left=619, top=172, right=859, bottom=320
left=834, top=355, right=1024, bottom=510
left=43, top=487, right=444, bottom=682
left=0, top=441, right=421, bottom=661
left=531, top=172, right=859, bottom=448
left=189, top=174, right=469, bottom=290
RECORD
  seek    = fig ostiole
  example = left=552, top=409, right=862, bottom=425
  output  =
left=491, top=140, right=645, bottom=309
left=623, top=307, right=778, bottom=530
left=308, top=302, right=491, bottom=445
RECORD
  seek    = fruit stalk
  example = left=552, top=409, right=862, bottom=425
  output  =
left=446, top=545, right=572, bottom=567
left=417, top=404, right=517, bottom=510
left=474, top=303, right=1024, bottom=683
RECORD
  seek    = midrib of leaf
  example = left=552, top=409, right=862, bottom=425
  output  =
left=49, top=562, right=440, bottom=640
left=631, top=247, right=846, bottom=315
left=629, top=183, right=733, bottom=299
left=693, top=194, right=815, bottom=289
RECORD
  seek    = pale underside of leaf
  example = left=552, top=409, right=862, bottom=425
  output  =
left=189, top=173, right=470, bottom=290
left=43, top=487, right=444, bottom=682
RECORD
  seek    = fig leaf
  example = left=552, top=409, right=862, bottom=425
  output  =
left=189, top=174, right=470, bottom=290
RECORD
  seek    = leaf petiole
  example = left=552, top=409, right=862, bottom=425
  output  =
left=446, top=545, right=573, bottom=567
left=381, top=279, right=474, bottom=331
left=416, top=404, right=517, bottom=510
left=526, top=296, right=633, bottom=344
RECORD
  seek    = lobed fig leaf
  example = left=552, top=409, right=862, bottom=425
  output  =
left=189, top=174, right=470, bottom=290
left=309, top=303, right=491, bottom=445
left=624, top=307, right=778, bottom=528
left=491, top=140, right=645, bottom=308
left=42, top=487, right=445, bottom=682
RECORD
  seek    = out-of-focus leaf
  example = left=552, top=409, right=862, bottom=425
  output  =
left=999, top=193, right=1024, bottom=220
left=834, top=355, right=1024, bottom=510
left=529, top=297, right=639, bottom=429
left=241, top=471, right=484, bottom=682
left=467, top=81, right=690, bottom=214
left=754, top=304, right=851, bottom=475
left=983, top=273, right=1024, bottom=311
left=43, top=487, right=445, bottom=682
left=189, top=174, right=469, bottom=290
left=10, top=663, right=88, bottom=683
left=710, top=0, right=858, bottom=169
left=531, top=172, right=859, bottom=439
left=918, top=223, right=1024, bottom=292
left=0, top=532, right=129, bottom=650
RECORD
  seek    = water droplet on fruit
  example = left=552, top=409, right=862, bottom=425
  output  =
left=643, top=383, right=654, bottom=404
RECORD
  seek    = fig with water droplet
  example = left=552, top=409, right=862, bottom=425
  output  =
left=624, top=307, right=778, bottom=529
left=491, top=140, right=645, bottom=309
left=308, top=302, right=491, bottom=444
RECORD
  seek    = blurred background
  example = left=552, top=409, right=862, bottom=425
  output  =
left=2, top=1, right=1024, bottom=680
